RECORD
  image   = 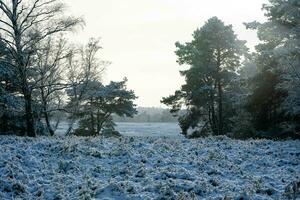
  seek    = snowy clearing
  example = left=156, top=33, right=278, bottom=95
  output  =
left=0, top=136, right=299, bottom=199
left=115, top=123, right=182, bottom=137
left=55, top=122, right=182, bottom=137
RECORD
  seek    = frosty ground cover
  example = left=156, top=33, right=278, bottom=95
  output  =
left=0, top=136, right=299, bottom=199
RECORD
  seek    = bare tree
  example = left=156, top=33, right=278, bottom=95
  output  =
left=34, top=36, right=70, bottom=136
left=0, top=0, right=83, bottom=136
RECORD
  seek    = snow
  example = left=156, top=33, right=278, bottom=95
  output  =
left=55, top=122, right=183, bottom=138
left=0, top=136, right=299, bottom=199
left=115, top=122, right=183, bottom=138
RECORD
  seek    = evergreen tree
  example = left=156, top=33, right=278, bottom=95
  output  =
left=68, top=79, right=137, bottom=136
left=162, top=17, right=247, bottom=137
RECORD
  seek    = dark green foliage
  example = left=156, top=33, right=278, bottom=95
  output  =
left=162, top=17, right=247, bottom=137
left=247, top=71, right=287, bottom=131
left=68, top=79, right=137, bottom=136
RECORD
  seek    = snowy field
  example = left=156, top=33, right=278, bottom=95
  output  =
left=115, top=123, right=182, bottom=137
left=55, top=122, right=183, bottom=138
left=0, top=136, right=299, bottom=199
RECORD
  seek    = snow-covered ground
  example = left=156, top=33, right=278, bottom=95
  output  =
left=55, top=122, right=182, bottom=137
left=115, top=123, right=182, bottom=137
left=0, top=136, right=299, bottom=199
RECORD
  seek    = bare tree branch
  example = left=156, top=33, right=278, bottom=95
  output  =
left=0, top=19, right=13, bottom=28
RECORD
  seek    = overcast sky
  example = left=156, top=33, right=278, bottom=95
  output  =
left=64, top=0, right=268, bottom=107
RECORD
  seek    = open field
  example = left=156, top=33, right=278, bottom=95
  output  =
left=55, top=122, right=183, bottom=137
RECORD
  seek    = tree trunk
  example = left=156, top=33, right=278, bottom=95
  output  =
left=209, top=90, right=218, bottom=135
left=41, top=89, right=54, bottom=136
left=44, top=107, right=54, bottom=136
left=96, top=109, right=100, bottom=134
left=98, top=113, right=111, bottom=135
left=217, top=48, right=223, bottom=135
left=20, top=59, right=35, bottom=137
left=23, top=89, right=35, bottom=137
left=217, top=80, right=223, bottom=135
left=90, top=98, right=95, bottom=135
left=90, top=112, right=95, bottom=135
left=12, top=1, right=35, bottom=137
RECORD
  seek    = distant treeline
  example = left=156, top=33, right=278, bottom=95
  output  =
left=113, top=107, right=184, bottom=123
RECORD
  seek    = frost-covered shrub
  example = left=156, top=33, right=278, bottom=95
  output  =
left=284, top=180, right=300, bottom=199
left=57, top=160, right=75, bottom=173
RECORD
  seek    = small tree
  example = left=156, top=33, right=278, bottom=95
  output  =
left=69, top=79, right=137, bottom=136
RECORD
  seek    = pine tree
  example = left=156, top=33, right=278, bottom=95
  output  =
left=162, top=17, right=247, bottom=137
left=68, top=79, right=137, bottom=136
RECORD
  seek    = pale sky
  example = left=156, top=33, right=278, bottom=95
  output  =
left=64, top=0, right=268, bottom=107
